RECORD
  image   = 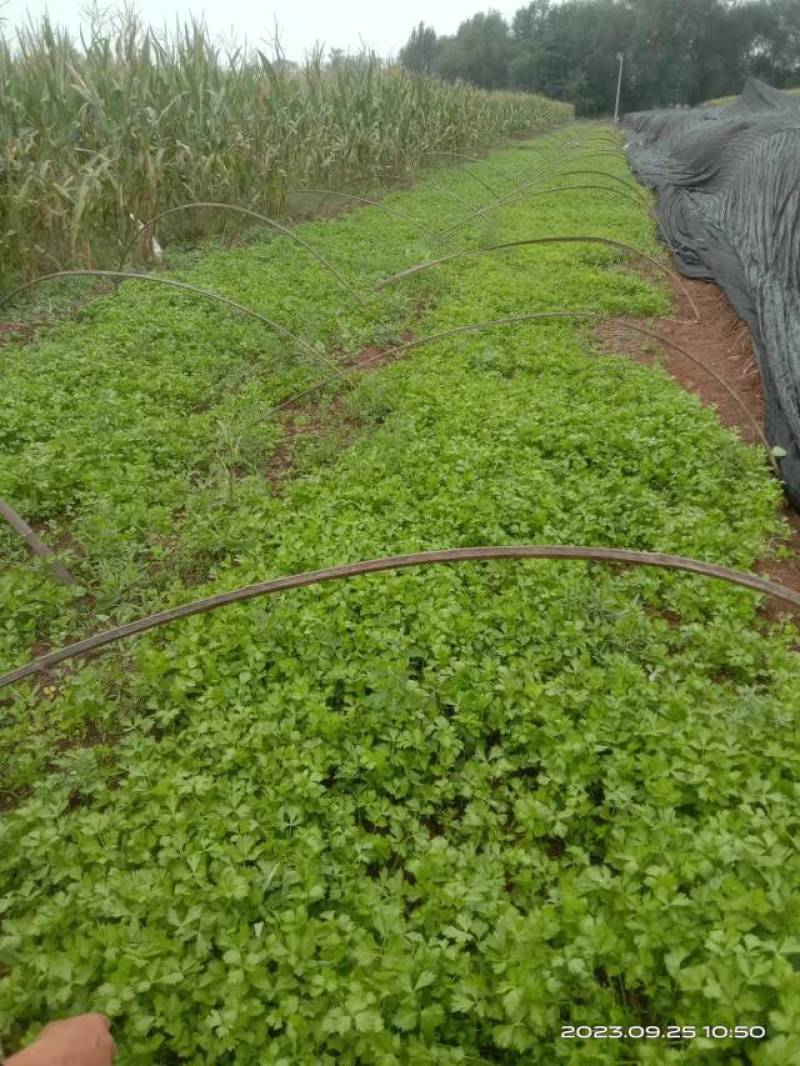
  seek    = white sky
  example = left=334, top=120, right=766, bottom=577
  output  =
left=0, top=0, right=521, bottom=61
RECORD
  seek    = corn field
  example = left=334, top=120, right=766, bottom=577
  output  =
left=0, top=12, right=573, bottom=286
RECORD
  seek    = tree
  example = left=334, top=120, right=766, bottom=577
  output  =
left=433, top=11, right=515, bottom=89
left=742, top=0, right=800, bottom=85
left=399, top=22, right=439, bottom=74
left=511, top=0, right=552, bottom=43
left=400, top=0, right=800, bottom=114
left=511, top=0, right=631, bottom=114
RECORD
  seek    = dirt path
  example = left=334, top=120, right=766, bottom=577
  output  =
left=595, top=270, right=800, bottom=605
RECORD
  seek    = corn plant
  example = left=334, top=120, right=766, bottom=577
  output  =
left=0, top=11, right=573, bottom=287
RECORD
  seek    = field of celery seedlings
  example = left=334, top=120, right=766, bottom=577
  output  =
left=2, top=118, right=800, bottom=1065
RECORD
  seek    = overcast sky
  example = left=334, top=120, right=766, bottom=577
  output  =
left=0, top=0, right=520, bottom=60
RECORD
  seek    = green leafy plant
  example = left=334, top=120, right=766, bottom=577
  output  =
left=1, top=125, right=797, bottom=1066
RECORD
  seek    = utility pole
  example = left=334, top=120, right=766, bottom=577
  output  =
left=614, top=52, right=624, bottom=123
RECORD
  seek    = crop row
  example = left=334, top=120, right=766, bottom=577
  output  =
left=2, top=126, right=798, bottom=1063
left=0, top=11, right=572, bottom=286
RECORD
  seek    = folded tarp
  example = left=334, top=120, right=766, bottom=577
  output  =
left=623, top=78, right=800, bottom=508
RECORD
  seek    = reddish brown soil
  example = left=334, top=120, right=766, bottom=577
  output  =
left=264, top=332, right=412, bottom=486
left=595, top=271, right=800, bottom=609
left=0, top=321, right=33, bottom=346
left=597, top=275, right=766, bottom=443
left=265, top=394, right=357, bottom=485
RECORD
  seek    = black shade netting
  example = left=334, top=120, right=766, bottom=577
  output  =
left=623, top=78, right=800, bottom=509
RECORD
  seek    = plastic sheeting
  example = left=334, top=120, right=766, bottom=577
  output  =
left=623, top=78, right=800, bottom=508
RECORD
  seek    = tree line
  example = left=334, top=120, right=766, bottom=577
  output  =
left=399, top=0, right=800, bottom=115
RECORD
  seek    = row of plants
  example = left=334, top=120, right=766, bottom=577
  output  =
left=0, top=10, right=573, bottom=287
left=1, top=127, right=799, bottom=1063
